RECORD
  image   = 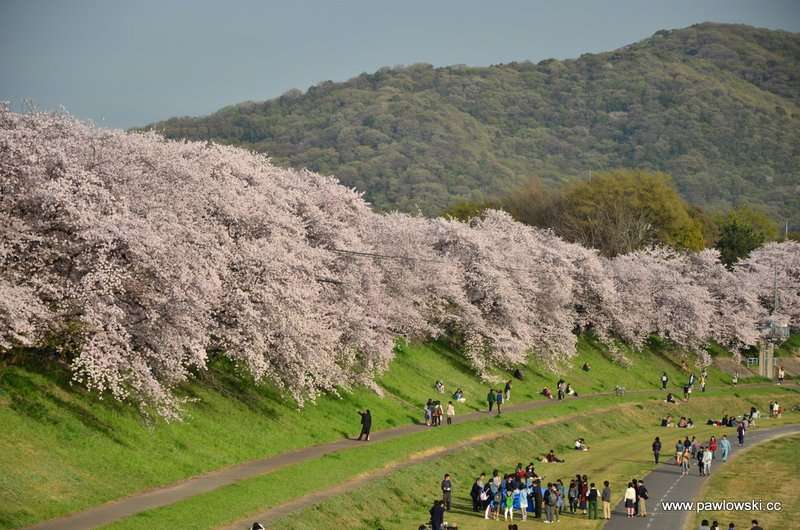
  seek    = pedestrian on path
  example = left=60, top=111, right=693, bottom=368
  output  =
left=446, top=401, right=455, bottom=425
left=661, top=372, right=669, bottom=389
left=637, top=480, right=648, bottom=517
left=624, top=482, right=636, bottom=518
left=588, top=482, right=599, bottom=519
left=601, top=480, right=612, bottom=520
left=676, top=439, right=685, bottom=464
left=681, top=448, right=691, bottom=475
left=504, top=380, right=512, bottom=401
left=357, top=409, right=371, bottom=441
left=495, top=389, right=504, bottom=415
left=702, top=446, right=713, bottom=476
left=697, top=445, right=706, bottom=475
left=441, top=473, right=452, bottom=511
left=720, top=435, right=731, bottom=462
left=737, top=423, right=745, bottom=446
left=487, top=388, right=495, bottom=413
left=652, top=436, right=662, bottom=464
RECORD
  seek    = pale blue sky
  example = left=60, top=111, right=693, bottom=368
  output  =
left=1, top=0, right=798, bottom=129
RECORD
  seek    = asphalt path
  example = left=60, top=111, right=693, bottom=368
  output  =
left=603, top=423, right=800, bottom=530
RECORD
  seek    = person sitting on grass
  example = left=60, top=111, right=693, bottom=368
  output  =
left=575, top=438, right=589, bottom=451
left=677, top=416, right=689, bottom=428
left=661, top=415, right=674, bottom=427
left=582, top=362, right=591, bottom=372
left=452, top=388, right=465, bottom=402
left=545, top=449, right=565, bottom=463
left=566, top=383, right=578, bottom=397
left=541, top=387, right=554, bottom=399
left=665, top=392, right=677, bottom=404
left=434, top=380, right=445, bottom=394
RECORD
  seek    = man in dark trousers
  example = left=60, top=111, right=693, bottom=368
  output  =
left=487, top=388, right=495, bottom=413
left=661, top=372, right=668, bottom=390
left=441, top=473, right=453, bottom=511
left=357, top=409, right=371, bottom=441
left=470, top=473, right=485, bottom=512
left=429, top=499, right=445, bottom=530
left=533, top=479, right=543, bottom=518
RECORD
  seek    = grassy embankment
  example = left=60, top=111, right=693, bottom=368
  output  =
left=0, top=335, right=769, bottom=529
left=100, top=388, right=800, bottom=530
left=686, top=433, right=800, bottom=530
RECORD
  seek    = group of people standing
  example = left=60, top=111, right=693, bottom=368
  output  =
left=425, top=399, right=456, bottom=426
left=459, top=466, right=621, bottom=523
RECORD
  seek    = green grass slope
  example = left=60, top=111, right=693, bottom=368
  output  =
left=144, top=23, right=800, bottom=222
left=101, top=389, right=800, bottom=530
left=0, top=336, right=744, bottom=529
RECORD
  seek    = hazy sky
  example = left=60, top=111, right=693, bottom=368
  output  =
left=2, top=0, right=798, bottom=129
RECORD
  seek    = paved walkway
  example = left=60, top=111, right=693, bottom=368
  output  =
left=19, top=383, right=788, bottom=530
left=603, top=423, right=800, bottom=530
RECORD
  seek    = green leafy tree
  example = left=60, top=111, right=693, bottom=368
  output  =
left=714, top=206, right=779, bottom=268
left=553, top=170, right=704, bottom=256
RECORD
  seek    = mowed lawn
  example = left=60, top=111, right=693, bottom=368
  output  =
left=97, top=389, right=800, bottom=530
left=0, top=336, right=729, bottom=529
left=686, top=433, right=800, bottom=530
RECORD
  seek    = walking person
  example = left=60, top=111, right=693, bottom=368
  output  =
left=661, top=372, right=669, bottom=390
left=637, top=480, right=648, bottom=517
left=702, top=446, right=713, bottom=476
left=737, top=422, right=745, bottom=446
left=602, top=480, right=612, bottom=520
left=676, top=439, right=684, bottom=465
left=681, top=447, right=691, bottom=475
left=631, top=476, right=639, bottom=516
left=504, top=379, right=512, bottom=402
left=579, top=474, right=589, bottom=515
left=495, top=388, right=504, bottom=415
left=487, top=388, right=495, bottom=413
left=719, top=435, right=731, bottom=462
left=441, top=473, right=452, bottom=511
left=624, top=482, right=636, bottom=518
left=356, top=409, right=371, bottom=441
left=778, top=365, right=785, bottom=385
left=587, top=482, right=599, bottom=519
left=697, top=445, right=706, bottom=475
left=425, top=399, right=433, bottom=426
left=652, top=436, right=662, bottom=464
left=445, top=401, right=455, bottom=425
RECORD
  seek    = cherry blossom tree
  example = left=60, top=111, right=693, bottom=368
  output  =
left=2, top=106, right=798, bottom=417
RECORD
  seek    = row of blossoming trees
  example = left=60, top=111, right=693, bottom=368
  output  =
left=1, top=106, right=798, bottom=417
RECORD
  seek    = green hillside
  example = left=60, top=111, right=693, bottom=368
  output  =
left=144, top=23, right=800, bottom=223
left=0, top=337, right=737, bottom=529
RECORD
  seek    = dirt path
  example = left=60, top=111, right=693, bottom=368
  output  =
left=19, top=383, right=790, bottom=530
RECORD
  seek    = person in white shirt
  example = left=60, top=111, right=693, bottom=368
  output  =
left=624, top=482, right=637, bottom=518
left=446, top=401, right=455, bottom=425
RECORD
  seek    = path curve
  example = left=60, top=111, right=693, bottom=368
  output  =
left=19, top=383, right=788, bottom=530
left=603, top=423, right=800, bottom=530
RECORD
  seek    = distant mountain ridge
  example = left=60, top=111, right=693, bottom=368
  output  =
left=144, top=23, right=800, bottom=224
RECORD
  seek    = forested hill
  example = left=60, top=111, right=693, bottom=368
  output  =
left=144, top=23, right=800, bottom=221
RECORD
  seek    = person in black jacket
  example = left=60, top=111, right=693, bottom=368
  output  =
left=441, top=473, right=452, bottom=511
left=429, top=500, right=445, bottom=530
left=637, top=480, right=648, bottom=517
left=652, top=437, right=662, bottom=464
left=357, top=409, right=371, bottom=441
left=533, top=479, right=543, bottom=518
left=470, top=473, right=485, bottom=512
